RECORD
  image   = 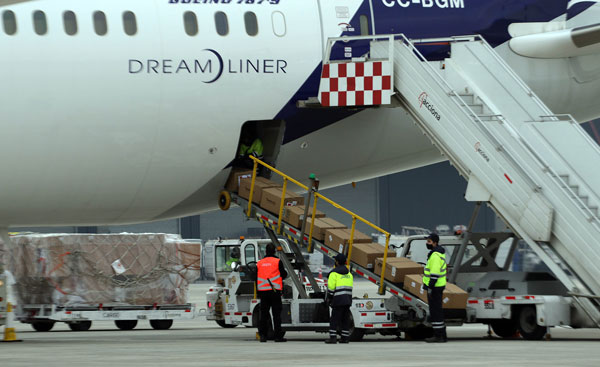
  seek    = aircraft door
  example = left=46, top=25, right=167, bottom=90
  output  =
left=318, top=0, right=374, bottom=60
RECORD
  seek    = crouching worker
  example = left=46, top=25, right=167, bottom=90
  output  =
left=325, top=253, right=353, bottom=344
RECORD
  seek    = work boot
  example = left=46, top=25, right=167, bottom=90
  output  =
left=324, top=337, right=337, bottom=344
left=425, top=335, right=447, bottom=343
left=339, top=337, right=349, bottom=344
left=275, top=337, right=287, bottom=343
left=259, top=335, right=267, bottom=343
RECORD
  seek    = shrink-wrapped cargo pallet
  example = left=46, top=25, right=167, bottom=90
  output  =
left=0, top=233, right=201, bottom=307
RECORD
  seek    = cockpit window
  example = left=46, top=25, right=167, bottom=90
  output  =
left=3, top=10, right=17, bottom=35
left=33, top=10, right=47, bottom=35
left=184, top=11, right=198, bottom=36
left=215, top=11, right=228, bottom=36
left=93, top=11, right=108, bottom=36
left=63, top=11, right=77, bottom=36
left=123, top=11, right=137, bottom=36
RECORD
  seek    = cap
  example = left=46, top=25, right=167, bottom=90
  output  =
left=426, top=233, right=439, bottom=243
left=334, top=253, right=347, bottom=264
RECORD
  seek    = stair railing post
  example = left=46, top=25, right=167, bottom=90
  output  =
left=299, top=174, right=318, bottom=249
left=378, top=233, right=391, bottom=295
left=347, top=217, right=357, bottom=270
left=277, top=178, right=288, bottom=234
left=246, top=159, right=259, bottom=218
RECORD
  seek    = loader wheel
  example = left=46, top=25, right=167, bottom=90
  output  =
left=218, top=190, right=231, bottom=211
left=150, top=319, right=173, bottom=330
left=68, top=321, right=92, bottom=331
left=490, top=319, right=518, bottom=338
left=31, top=321, right=55, bottom=332
left=216, top=319, right=238, bottom=328
left=517, top=306, right=546, bottom=340
left=115, top=320, right=138, bottom=330
left=347, top=316, right=365, bottom=341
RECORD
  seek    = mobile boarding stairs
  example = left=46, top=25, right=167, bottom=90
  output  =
left=311, top=33, right=600, bottom=328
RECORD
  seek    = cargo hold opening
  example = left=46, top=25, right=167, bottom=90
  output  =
left=232, top=119, right=286, bottom=175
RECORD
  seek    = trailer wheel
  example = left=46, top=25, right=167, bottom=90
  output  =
left=490, top=319, right=518, bottom=338
left=115, top=320, right=138, bottom=330
left=68, top=321, right=92, bottom=332
left=31, top=321, right=55, bottom=332
left=517, top=306, right=546, bottom=340
left=218, top=190, right=231, bottom=211
left=404, top=325, right=434, bottom=340
left=216, top=319, right=238, bottom=328
left=150, top=319, right=173, bottom=330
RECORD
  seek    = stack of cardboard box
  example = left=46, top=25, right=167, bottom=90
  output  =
left=349, top=243, right=397, bottom=270
left=0, top=234, right=202, bottom=307
left=324, top=228, right=371, bottom=254
left=403, top=274, right=469, bottom=309
left=238, top=176, right=280, bottom=204
left=259, top=187, right=305, bottom=214
left=305, top=217, right=347, bottom=241
left=282, top=205, right=326, bottom=228
left=374, top=257, right=424, bottom=284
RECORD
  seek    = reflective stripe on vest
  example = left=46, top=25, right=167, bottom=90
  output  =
left=328, top=272, right=354, bottom=297
left=423, top=251, right=447, bottom=287
left=257, top=257, right=283, bottom=291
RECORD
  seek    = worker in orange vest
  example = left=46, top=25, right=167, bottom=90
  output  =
left=256, top=243, right=288, bottom=342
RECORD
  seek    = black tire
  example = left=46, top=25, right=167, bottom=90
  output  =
left=216, top=319, right=238, bottom=328
left=31, top=321, right=55, bottom=332
left=115, top=320, right=138, bottom=330
left=150, top=319, right=173, bottom=330
left=404, top=325, right=434, bottom=340
left=347, top=315, right=365, bottom=342
left=68, top=321, right=92, bottom=332
left=490, top=319, right=518, bottom=338
left=517, top=306, right=547, bottom=340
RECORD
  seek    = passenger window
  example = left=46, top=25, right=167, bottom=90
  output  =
left=3, top=10, right=17, bottom=35
left=183, top=11, right=198, bottom=36
left=33, top=10, right=47, bottom=35
left=63, top=11, right=77, bottom=36
left=215, top=11, right=228, bottom=36
left=244, top=11, right=258, bottom=36
left=122, top=11, right=137, bottom=36
left=271, top=11, right=286, bottom=37
left=360, top=15, right=370, bottom=36
left=93, top=11, right=108, bottom=36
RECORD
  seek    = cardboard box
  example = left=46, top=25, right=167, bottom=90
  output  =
left=238, top=177, right=280, bottom=204
left=224, top=169, right=253, bottom=192
left=403, top=274, right=468, bottom=309
left=282, top=205, right=326, bottom=228
left=305, top=217, right=347, bottom=241
left=259, top=187, right=305, bottom=215
left=324, top=228, right=371, bottom=254
left=350, top=243, right=396, bottom=269
left=374, top=257, right=423, bottom=283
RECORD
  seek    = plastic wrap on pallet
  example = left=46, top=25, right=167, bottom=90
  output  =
left=0, top=233, right=201, bottom=306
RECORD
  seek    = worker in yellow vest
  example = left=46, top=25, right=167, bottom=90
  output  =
left=325, top=253, right=353, bottom=344
left=423, top=233, right=448, bottom=343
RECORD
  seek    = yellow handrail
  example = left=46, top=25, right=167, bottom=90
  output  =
left=246, top=156, right=392, bottom=295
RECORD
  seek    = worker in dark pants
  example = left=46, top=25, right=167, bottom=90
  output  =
left=423, top=233, right=448, bottom=343
left=325, top=253, right=354, bottom=344
left=256, top=243, right=287, bottom=342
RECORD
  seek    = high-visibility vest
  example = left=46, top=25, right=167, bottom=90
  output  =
left=423, top=251, right=447, bottom=288
left=257, top=257, right=283, bottom=291
left=238, top=139, right=264, bottom=157
left=327, top=271, right=353, bottom=306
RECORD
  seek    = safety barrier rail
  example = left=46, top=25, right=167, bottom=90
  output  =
left=246, top=156, right=392, bottom=295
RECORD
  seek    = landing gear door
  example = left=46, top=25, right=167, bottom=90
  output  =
left=318, top=0, right=374, bottom=60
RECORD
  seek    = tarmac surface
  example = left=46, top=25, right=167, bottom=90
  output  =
left=2, top=281, right=600, bottom=367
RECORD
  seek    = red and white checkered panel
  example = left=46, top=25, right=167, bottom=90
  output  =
left=318, top=61, right=392, bottom=107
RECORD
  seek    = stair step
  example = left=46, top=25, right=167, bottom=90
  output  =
left=579, top=196, right=589, bottom=206
left=467, top=104, right=484, bottom=114
left=569, top=185, right=580, bottom=195
left=455, top=93, right=475, bottom=104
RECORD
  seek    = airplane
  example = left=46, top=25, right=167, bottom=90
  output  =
left=0, top=0, right=599, bottom=228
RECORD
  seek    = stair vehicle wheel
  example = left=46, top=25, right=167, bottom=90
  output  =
left=31, top=321, right=55, bottom=332
left=404, top=325, right=433, bottom=340
left=150, top=319, right=173, bottom=330
left=68, top=321, right=92, bottom=332
left=347, top=316, right=365, bottom=342
left=218, top=190, right=231, bottom=211
left=490, top=319, right=518, bottom=338
left=115, top=320, right=138, bottom=330
left=216, top=319, right=238, bottom=328
left=517, top=306, right=547, bottom=340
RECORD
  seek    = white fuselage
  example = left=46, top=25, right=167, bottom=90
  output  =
left=1, top=0, right=599, bottom=226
